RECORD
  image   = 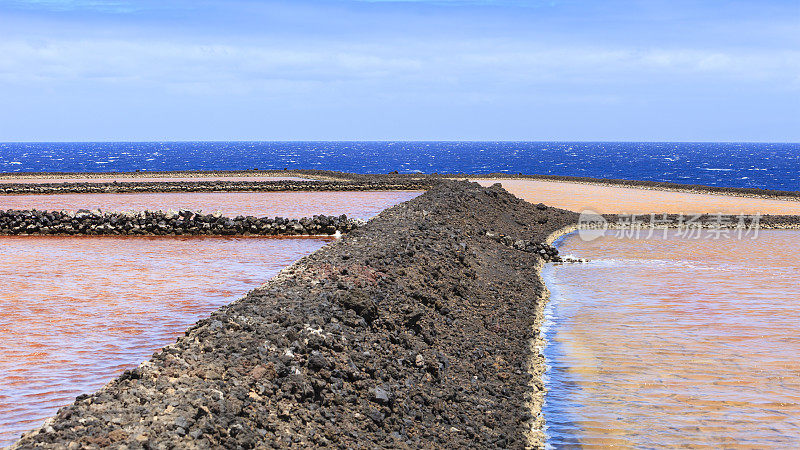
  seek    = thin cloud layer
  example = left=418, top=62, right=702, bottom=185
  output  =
left=7, top=0, right=139, bottom=13
left=1, top=39, right=796, bottom=88
left=0, top=0, right=797, bottom=141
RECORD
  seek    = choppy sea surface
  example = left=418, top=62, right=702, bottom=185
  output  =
left=1, top=142, right=798, bottom=190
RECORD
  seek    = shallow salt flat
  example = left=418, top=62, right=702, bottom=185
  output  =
left=471, top=179, right=800, bottom=215
left=0, top=190, right=421, bottom=445
left=0, top=236, right=330, bottom=447
left=0, top=192, right=420, bottom=446
left=0, top=191, right=423, bottom=220
left=542, top=230, right=800, bottom=448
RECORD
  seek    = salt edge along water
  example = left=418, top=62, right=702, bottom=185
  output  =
left=10, top=181, right=579, bottom=449
left=8, top=179, right=800, bottom=449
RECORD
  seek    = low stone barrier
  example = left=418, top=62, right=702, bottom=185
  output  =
left=0, top=209, right=359, bottom=236
left=0, top=180, right=433, bottom=195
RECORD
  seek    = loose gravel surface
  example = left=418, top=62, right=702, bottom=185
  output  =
left=11, top=181, right=579, bottom=449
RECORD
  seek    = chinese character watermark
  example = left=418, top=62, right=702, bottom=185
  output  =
left=577, top=211, right=762, bottom=241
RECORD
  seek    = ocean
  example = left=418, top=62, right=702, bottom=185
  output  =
left=1, top=142, right=798, bottom=191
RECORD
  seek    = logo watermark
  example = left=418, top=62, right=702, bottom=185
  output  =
left=577, top=212, right=762, bottom=241
left=577, top=209, right=607, bottom=242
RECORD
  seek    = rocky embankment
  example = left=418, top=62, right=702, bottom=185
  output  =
left=12, top=181, right=579, bottom=449
left=0, top=180, right=432, bottom=195
left=0, top=210, right=358, bottom=237
left=4, top=167, right=800, bottom=201
left=7, top=168, right=800, bottom=202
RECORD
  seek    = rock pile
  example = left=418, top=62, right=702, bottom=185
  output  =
left=0, top=209, right=358, bottom=236
left=485, top=231, right=561, bottom=262
left=12, top=180, right=579, bottom=449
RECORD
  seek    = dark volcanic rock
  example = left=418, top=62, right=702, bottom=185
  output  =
left=0, top=210, right=358, bottom=237
left=0, top=178, right=432, bottom=195
left=334, top=290, right=378, bottom=322
left=12, top=180, right=580, bottom=449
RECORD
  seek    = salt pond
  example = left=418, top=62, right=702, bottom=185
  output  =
left=0, top=191, right=422, bottom=220
left=542, top=230, right=800, bottom=447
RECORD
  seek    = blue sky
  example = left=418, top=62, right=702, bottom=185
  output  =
left=0, top=0, right=798, bottom=141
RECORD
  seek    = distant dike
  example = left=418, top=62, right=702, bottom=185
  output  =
left=7, top=175, right=800, bottom=449
left=2, top=169, right=800, bottom=201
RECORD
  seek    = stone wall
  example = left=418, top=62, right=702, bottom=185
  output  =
left=0, top=209, right=359, bottom=236
left=0, top=180, right=432, bottom=195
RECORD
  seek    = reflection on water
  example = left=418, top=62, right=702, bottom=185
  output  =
left=472, top=179, right=800, bottom=215
left=542, top=230, right=800, bottom=448
left=0, top=236, right=329, bottom=447
left=0, top=191, right=422, bottom=220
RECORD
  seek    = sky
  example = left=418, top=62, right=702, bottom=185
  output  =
left=0, top=0, right=798, bottom=142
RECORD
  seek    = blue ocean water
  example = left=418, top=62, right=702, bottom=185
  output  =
left=0, top=141, right=798, bottom=191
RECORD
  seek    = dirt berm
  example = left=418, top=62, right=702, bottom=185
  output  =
left=12, top=181, right=579, bottom=449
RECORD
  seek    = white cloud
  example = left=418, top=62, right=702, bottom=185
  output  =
left=353, top=0, right=560, bottom=4
left=0, top=37, right=797, bottom=98
left=7, top=0, right=139, bottom=13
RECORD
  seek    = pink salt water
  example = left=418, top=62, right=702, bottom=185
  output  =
left=0, top=191, right=418, bottom=446
left=472, top=179, right=800, bottom=215
left=542, top=230, right=800, bottom=447
left=0, top=191, right=422, bottom=219
left=0, top=236, right=329, bottom=446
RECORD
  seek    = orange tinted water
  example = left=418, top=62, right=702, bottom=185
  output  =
left=0, top=236, right=331, bottom=446
left=0, top=191, right=422, bottom=219
left=0, top=176, right=310, bottom=184
left=542, top=230, right=800, bottom=447
left=472, top=179, right=800, bottom=215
